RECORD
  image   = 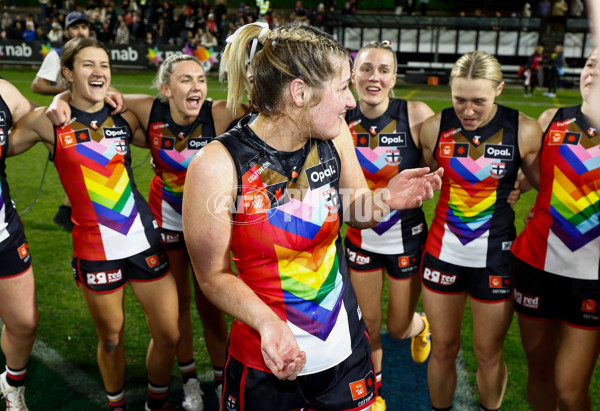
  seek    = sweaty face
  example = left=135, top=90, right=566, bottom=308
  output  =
left=162, top=60, right=207, bottom=125
left=64, top=46, right=110, bottom=108
left=352, top=48, right=396, bottom=108
left=451, top=77, right=502, bottom=131
left=308, top=58, right=356, bottom=140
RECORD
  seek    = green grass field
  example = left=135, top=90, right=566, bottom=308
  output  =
left=0, top=67, right=598, bottom=410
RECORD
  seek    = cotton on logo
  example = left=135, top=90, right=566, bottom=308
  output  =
left=146, top=255, right=160, bottom=268
left=489, top=275, right=502, bottom=288
left=349, top=379, right=367, bottom=401
left=582, top=299, right=597, bottom=314
left=18, top=243, right=28, bottom=259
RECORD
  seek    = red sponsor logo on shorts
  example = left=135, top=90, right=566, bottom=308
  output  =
left=146, top=254, right=160, bottom=268
left=489, top=275, right=502, bottom=288
left=346, top=249, right=371, bottom=265
left=17, top=243, right=28, bottom=259
left=582, top=299, right=597, bottom=314
left=398, top=256, right=410, bottom=267
left=349, top=378, right=368, bottom=401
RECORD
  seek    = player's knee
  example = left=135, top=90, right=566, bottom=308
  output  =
left=556, top=378, right=589, bottom=408
left=431, top=339, right=461, bottom=362
left=473, top=343, right=503, bottom=367
left=101, top=338, right=121, bottom=354
left=387, top=318, right=412, bottom=339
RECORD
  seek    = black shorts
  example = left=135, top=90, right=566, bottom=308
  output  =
left=222, top=331, right=376, bottom=411
left=0, top=227, right=32, bottom=278
left=344, top=237, right=423, bottom=280
left=421, top=252, right=513, bottom=302
left=72, top=245, right=170, bottom=293
left=159, top=227, right=186, bottom=251
left=514, top=257, right=600, bottom=328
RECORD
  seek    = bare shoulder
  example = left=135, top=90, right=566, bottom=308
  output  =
left=407, top=100, right=435, bottom=122
left=537, top=107, right=560, bottom=131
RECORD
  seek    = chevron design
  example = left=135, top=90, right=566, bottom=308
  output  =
left=445, top=155, right=499, bottom=245
left=549, top=143, right=600, bottom=251
left=77, top=141, right=138, bottom=235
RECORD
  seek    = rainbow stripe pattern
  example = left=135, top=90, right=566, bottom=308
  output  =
left=549, top=143, right=600, bottom=251
left=77, top=140, right=138, bottom=235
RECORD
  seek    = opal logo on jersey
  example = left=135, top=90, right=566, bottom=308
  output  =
left=484, top=144, right=514, bottom=160
left=103, top=126, right=128, bottom=139
left=306, top=158, right=339, bottom=190
left=379, top=133, right=406, bottom=147
left=188, top=138, right=211, bottom=150
left=423, top=267, right=456, bottom=285
left=86, top=269, right=123, bottom=285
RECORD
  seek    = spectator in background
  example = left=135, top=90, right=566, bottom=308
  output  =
left=205, top=12, right=217, bottom=34
left=0, top=12, right=11, bottom=31
left=536, top=0, right=551, bottom=17
left=571, top=0, right=584, bottom=16
left=341, top=2, right=354, bottom=14
left=523, top=2, right=532, bottom=17
left=419, top=0, right=428, bottom=15
left=10, top=20, right=23, bottom=40
left=214, top=0, right=227, bottom=32
left=201, top=27, right=217, bottom=48
left=544, top=44, right=565, bottom=97
left=169, top=14, right=184, bottom=45
left=526, top=45, right=544, bottom=96
left=115, top=18, right=130, bottom=44
left=22, top=21, right=36, bottom=41
left=47, top=21, right=64, bottom=42
left=552, top=0, right=569, bottom=16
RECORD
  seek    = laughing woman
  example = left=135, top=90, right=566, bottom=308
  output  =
left=10, top=37, right=180, bottom=411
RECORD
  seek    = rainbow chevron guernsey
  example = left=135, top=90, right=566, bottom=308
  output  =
left=53, top=105, right=155, bottom=261
left=219, top=120, right=363, bottom=375
left=513, top=105, right=600, bottom=280
left=426, top=105, right=520, bottom=268
left=147, top=99, right=216, bottom=231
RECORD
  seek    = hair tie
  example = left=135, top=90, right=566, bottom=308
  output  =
left=226, top=21, right=269, bottom=44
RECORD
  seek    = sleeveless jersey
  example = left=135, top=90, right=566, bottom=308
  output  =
left=512, top=105, right=600, bottom=280
left=426, top=105, right=521, bottom=267
left=218, top=117, right=365, bottom=375
left=0, top=95, right=23, bottom=246
left=345, top=99, right=426, bottom=254
left=52, top=104, right=161, bottom=261
left=147, top=99, right=216, bottom=231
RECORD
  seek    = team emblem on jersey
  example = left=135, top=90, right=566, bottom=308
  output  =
left=323, top=186, right=340, bottom=212
left=548, top=130, right=582, bottom=146
left=440, top=142, right=469, bottom=158
left=160, top=136, right=175, bottom=150
left=378, top=133, right=406, bottom=147
left=0, top=111, right=5, bottom=127
left=114, top=139, right=128, bottom=155
left=490, top=162, right=506, bottom=178
left=356, top=133, right=369, bottom=147
left=385, top=149, right=401, bottom=165
left=306, top=158, right=339, bottom=190
left=225, top=394, right=237, bottom=410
